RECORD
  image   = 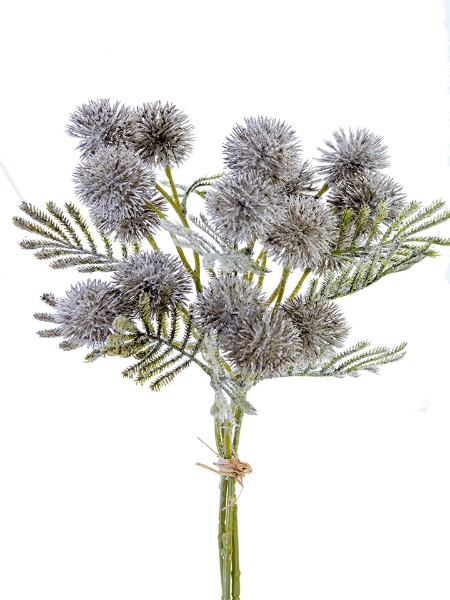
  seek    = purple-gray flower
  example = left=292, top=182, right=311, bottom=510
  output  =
left=281, top=296, right=350, bottom=366
left=132, top=101, right=195, bottom=168
left=264, top=195, right=337, bottom=272
left=112, top=250, right=193, bottom=315
left=66, top=98, right=137, bottom=158
left=220, top=310, right=302, bottom=379
left=35, top=280, right=128, bottom=349
left=72, top=146, right=165, bottom=243
left=315, top=127, right=390, bottom=186
left=206, top=171, right=281, bottom=243
left=281, top=160, right=318, bottom=196
left=194, top=275, right=267, bottom=337
left=327, top=171, right=407, bottom=224
left=223, top=116, right=302, bottom=182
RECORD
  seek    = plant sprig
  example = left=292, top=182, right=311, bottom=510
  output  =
left=13, top=201, right=122, bottom=272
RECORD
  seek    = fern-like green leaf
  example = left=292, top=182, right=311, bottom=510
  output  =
left=16, top=201, right=72, bottom=243
left=46, top=201, right=83, bottom=247
left=100, top=294, right=209, bottom=390
left=149, top=359, right=192, bottom=391
left=13, top=217, right=66, bottom=243
left=33, top=312, right=56, bottom=323
left=13, top=200, right=122, bottom=273
left=286, top=341, right=407, bottom=378
left=64, top=202, right=98, bottom=253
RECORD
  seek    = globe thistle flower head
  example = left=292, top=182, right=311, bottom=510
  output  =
left=223, top=116, right=302, bottom=182
left=132, top=101, right=195, bottom=168
left=112, top=250, right=193, bottom=316
left=281, top=296, right=350, bottom=367
left=220, top=310, right=302, bottom=379
left=91, top=208, right=164, bottom=244
left=328, top=171, right=407, bottom=226
left=72, top=146, right=165, bottom=243
left=315, top=127, right=390, bottom=186
left=37, top=280, right=128, bottom=349
left=315, top=252, right=349, bottom=277
left=281, top=160, right=318, bottom=196
left=66, top=98, right=137, bottom=158
left=264, top=194, right=337, bottom=272
left=205, top=171, right=281, bottom=243
left=194, top=275, right=267, bottom=337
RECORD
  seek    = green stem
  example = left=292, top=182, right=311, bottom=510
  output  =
left=256, top=251, right=267, bottom=288
left=155, top=183, right=190, bottom=225
left=224, top=421, right=232, bottom=458
left=177, top=247, right=201, bottom=291
left=288, top=267, right=311, bottom=300
left=215, top=407, right=244, bottom=600
left=274, top=267, right=290, bottom=309
left=266, top=282, right=281, bottom=305
left=232, top=408, right=243, bottom=449
left=155, top=181, right=202, bottom=291
left=164, top=165, right=180, bottom=205
left=145, top=200, right=166, bottom=220
left=215, top=418, right=224, bottom=457
left=146, top=235, right=158, bottom=251
left=223, top=478, right=234, bottom=600
left=316, top=183, right=329, bottom=198
left=231, top=501, right=240, bottom=600
left=219, top=476, right=228, bottom=598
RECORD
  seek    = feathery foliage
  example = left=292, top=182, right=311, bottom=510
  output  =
left=13, top=201, right=121, bottom=272
left=94, top=293, right=207, bottom=391
left=304, top=200, right=450, bottom=301
left=287, top=339, right=408, bottom=378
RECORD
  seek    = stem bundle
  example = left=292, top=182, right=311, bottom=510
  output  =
left=216, top=407, right=243, bottom=600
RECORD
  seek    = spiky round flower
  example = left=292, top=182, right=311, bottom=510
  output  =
left=327, top=171, right=407, bottom=224
left=281, top=296, right=350, bottom=366
left=264, top=195, right=337, bottom=272
left=206, top=171, right=282, bottom=243
left=112, top=250, right=192, bottom=315
left=315, top=127, right=390, bottom=185
left=66, top=98, right=137, bottom=158
left=281, top=160, right=318, bottom=196
left=315, top=252, right=348, bottom=277
left=220, top=310, right=302, bottom=379
left=223, top=116, right=302, bottom=182
left=72, top=146, right=165, bottom=243
left=194, top=275, right=267, bottom=336
left=131, top=101, right=195, bottom=168
left=36, top=280, right=128, bottom=349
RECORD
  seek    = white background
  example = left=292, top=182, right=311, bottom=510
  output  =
left=1, top=1, right=450, bottom=598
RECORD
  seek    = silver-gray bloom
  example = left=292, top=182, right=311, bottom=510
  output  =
left=132, top=101, right=195, bottom=168
left=327, top=171, right=407, bottom=224
left=66, top=98, right=137, bottom=158
left=281, top=296, right=350, bottom=366
left=36, top=280, right=128, bottom=349
left=72, top=146, right=165, bottom=243
left=220, top=310, right=302, bottom=379
left=264, top=195, right=337, bottom=272
left=315, top=252, right=349, bottom=277
left=281, top=160, right=318, bottom=196
left=194, top=275, right=267, bottom=337
left=223, top=116, right=302, bottom=182
left=206, top=171, right=281, bottom=243
left=112, top=250, right=193, bottom=315
left=315, top=127, right=390, bottom=185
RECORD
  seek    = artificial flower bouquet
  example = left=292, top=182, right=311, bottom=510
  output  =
left=12, top=98, right=450, bottom=599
